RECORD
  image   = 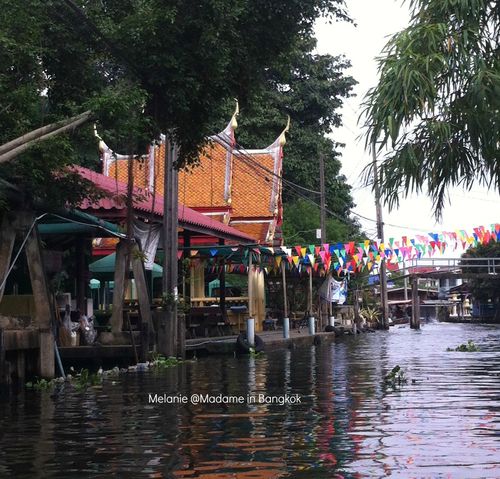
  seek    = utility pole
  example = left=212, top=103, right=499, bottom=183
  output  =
left=160, top=137, right=179, bottom=356
left=372, top=140, right=390, bottom=329
left=319, top=154, right=326, bottom=245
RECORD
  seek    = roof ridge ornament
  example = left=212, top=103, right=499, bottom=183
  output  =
left=231, top=99, right=239, bottom=130
left=93, top=124, right=107, bottom=153
left=278, top=115, right=290, bottom=146
left=218, top=99, right=239, bottom=141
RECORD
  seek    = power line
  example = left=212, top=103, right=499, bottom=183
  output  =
left=219, top=134, right=361, bottom=226
left=221, top=133, right=451, bottom=235
left=215, top=133, right=322, bottom=195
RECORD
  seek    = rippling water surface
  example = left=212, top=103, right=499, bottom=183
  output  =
left=0, top=322, right=499, bottom=478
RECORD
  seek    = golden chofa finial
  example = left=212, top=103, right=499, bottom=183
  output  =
left=231, top=99, right=239, bottom=129
left=278, top=115, right=291, bottom=146
left=93, top=124, right=106, bottom=152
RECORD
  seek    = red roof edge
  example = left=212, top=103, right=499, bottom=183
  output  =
left=73, top=166, right=256, bottom=243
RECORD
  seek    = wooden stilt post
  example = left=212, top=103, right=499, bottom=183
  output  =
left=132, top=245, right=153, bottom=332
left=0, top=215, right=16, bottom=303
left=75, top=237, right=86, bottom=314
left=411, top=276, right=420, bottom=329
left=182, top=230, right=191, bottom=299
left=0, top=328, right=5, bottom=386
left=25, top=222, right=55, bottom=379
left=111, top=240, right=127, bottom=333
left=177, top=312, right=185, bottom=359
left=16, top=350, right=26, bottom=383
left=219, top=238, right=226, bottom=320
left=132, top=244, right=154, bottom=359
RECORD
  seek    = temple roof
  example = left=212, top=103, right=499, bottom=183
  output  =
left=97, top=111, right=286, bottom=245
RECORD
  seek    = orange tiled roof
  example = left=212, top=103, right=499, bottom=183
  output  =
left=177, top=141, right=230, bottom=208
left=99, top=119, right=284, bottom=245
left=231, top=151, right=276, bottom=219
left=228, top=222, right=271, bottom=244
left=105, top=140, right=231, bottom=209
left=107, top=157, right=150, bottom=191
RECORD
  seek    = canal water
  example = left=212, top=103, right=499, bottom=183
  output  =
left=0, top=322, right=499, bottom=478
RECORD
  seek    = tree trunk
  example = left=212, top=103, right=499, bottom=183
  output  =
left=0, top=111, right=92, bottom=164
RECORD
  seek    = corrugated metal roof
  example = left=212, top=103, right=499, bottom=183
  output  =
left=74, top=166, right=255, bottom=243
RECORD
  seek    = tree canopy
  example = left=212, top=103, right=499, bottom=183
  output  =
left=1, top=0, right=351, bottom=209
left=363, top=0, right=499, bottom=218
left=282, top=198, right=361, bottom=245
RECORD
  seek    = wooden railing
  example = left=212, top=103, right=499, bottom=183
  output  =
left=190, top=296, right=249, bottom=307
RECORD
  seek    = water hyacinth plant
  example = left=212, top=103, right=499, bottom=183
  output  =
left=447, top=340, right=479, bottom=352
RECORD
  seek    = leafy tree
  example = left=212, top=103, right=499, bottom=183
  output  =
left=1, top=0, right=351, bottom=210
left=461, top=241, right=500, bottom=320
left=235, top=46, right=357, bottom=218
left=363, top=0, right=499, bottom=218
left=282, top=198, right=361, bottom=245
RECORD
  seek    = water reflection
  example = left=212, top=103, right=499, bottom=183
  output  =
left=0, top=323, right=499, bottom=478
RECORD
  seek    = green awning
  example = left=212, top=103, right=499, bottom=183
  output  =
left=90, top=253, right=163, bottom=278
left=38, top=210, right=125, bottom=237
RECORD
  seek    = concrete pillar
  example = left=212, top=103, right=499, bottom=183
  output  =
left=283, top=317, right=290, bottom=339
left=308, top=316, right=316, bottom=335
left=247, top=318, right=255, bottom=347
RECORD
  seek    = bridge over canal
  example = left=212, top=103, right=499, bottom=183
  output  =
left=392, top=257, right=500, bottom=328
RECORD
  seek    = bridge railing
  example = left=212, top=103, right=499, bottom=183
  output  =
left=405, top=257, right=500, bottom=275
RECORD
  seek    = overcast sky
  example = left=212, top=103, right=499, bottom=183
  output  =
left=314, top=0, right=499, bottom=250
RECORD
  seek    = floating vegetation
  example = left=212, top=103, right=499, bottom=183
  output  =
left=384, top=365, right=407, bottom=389
left=151, top=353, right=183, bottom=368
left=249, top=348, right=265, bottom=358
left=74, top=368, right=102, bottom=390
left=26, top=378, right=53, bottom=390
left=447, top=340, right=479, bottom=352
left=25, top=355, right=186, bottom=391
